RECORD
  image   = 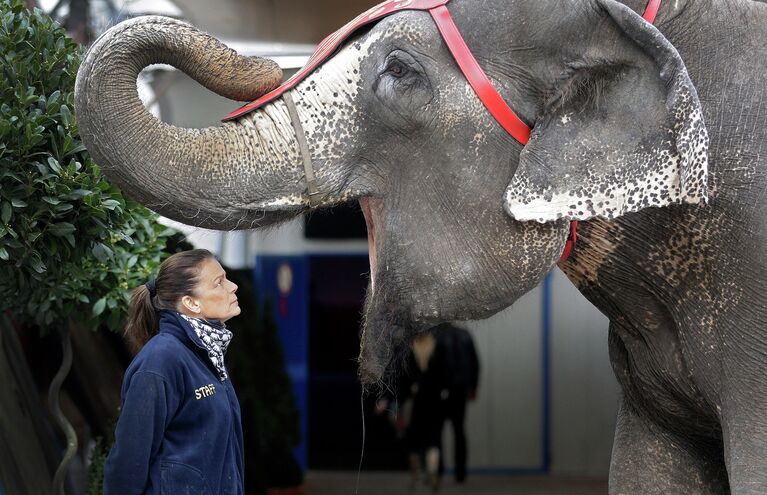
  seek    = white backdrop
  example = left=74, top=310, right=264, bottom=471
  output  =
left=444, top=270, right=620, bottom=476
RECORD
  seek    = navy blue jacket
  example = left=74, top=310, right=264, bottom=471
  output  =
left=104, top=310, right=244, bottom=495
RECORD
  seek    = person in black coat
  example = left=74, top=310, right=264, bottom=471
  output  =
left=390, top=323, right=479, bottom=490
left=434, top=324, right=479, bottom=483
left=432, top=323, right=479, bottom=484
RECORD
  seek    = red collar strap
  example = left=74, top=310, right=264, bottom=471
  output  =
left=224, top=0, right=661, bottom=262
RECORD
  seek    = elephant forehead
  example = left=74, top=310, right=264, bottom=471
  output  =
left=374, top=10, right=440, bottom=44
left=293, top=29, right=385, bottom=137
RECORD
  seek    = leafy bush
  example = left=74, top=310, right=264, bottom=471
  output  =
left=0, top=0, right=175, bottom=330
left=86, top=413, right=117, bottom=495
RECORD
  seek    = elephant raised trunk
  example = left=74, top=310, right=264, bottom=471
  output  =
left=75, top=16, right=307, bottom=229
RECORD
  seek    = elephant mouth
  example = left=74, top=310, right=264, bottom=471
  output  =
left=359, top=197, right=384, bottom=293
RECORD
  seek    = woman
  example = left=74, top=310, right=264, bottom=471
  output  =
left=104, top=249, right=243, bottom=494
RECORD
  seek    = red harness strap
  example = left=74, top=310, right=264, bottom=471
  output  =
left=643, top=0, right=661, bottom=23
left=224, top=0, right=661, bottom=262
left=428, top=1, right=659, bottom=262
left=429, top=5, right=531, bottom=144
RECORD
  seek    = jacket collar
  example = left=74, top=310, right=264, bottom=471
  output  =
left=159, top=309, right=208, bottom=352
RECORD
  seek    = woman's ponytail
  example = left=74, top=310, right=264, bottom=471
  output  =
left=124, top=284, right=160, bottom=352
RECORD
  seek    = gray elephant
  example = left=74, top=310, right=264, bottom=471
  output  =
left=74, top=0, right=767, bottom=492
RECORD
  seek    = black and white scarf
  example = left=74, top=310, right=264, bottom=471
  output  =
left=180, top=314, right=233, bottom=381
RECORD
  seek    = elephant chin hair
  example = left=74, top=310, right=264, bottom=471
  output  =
left=359, top=341, right=404, bottom=388
left=357, top=291, right=416, bottom=394
left=358, top=330, right=412, bottom=396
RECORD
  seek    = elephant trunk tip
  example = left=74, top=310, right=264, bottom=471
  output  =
left=221, top=55, right=284, bottom=102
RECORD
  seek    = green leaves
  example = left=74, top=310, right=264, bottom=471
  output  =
left=1, top=201, right=10, bottom=223
left=92, top=297, right=106, bottom=316
left=59, top=104, right=72, bottom=127
left=48, top=222, right=75, bottom=236
left=47, top=156, right=62, bottom=174
left=0, top=0, right=177, bottom=332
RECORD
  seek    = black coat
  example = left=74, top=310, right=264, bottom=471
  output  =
left=432, top=323, right=479, bottom=396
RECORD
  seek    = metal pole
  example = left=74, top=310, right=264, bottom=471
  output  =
left=48, top=326, right=77, bottom=495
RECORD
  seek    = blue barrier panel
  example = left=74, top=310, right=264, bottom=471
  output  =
left=253, top=255, right=310, bottom=470
left=541, top=271, right=552, bottom=473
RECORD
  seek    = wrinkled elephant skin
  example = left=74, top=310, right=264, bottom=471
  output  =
left=74, top=0, right=767, bottom=492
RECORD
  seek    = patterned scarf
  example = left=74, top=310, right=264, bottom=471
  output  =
left=180, top=314, right=233, bottom=382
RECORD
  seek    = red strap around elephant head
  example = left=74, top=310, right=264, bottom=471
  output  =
left=223, top=0, right=452, bottom=121
left=643, top=0, right=661, bottom=23
left=224, top=0, right=662, bottom=262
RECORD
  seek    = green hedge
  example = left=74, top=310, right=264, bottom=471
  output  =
left=0, top=0, right=175, bottom=331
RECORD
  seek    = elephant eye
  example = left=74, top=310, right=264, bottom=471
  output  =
left=384, top=59, right=408, bottom=78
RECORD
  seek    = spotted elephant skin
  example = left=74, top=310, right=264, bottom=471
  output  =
left=75, top=0, right=767, bottom=492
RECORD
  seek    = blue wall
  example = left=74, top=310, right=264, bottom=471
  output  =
left=253, top=255, right=310, bottom=470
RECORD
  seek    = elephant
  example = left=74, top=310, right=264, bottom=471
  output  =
left=74, top=0, right=767, bottom=492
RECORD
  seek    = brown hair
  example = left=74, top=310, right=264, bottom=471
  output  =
left=124, top=249, right=215, bottom=352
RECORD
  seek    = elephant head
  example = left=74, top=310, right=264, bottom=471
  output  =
left=75, top=0, right=707, bottom=386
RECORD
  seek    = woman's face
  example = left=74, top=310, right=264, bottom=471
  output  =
left=182, top=258, right=240, bottom=322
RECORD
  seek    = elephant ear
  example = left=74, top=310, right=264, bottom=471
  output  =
left=504, top=0, right=708, bottom=223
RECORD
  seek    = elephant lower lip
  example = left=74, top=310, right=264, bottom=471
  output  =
left=359, top=197, right=382, bottom=292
